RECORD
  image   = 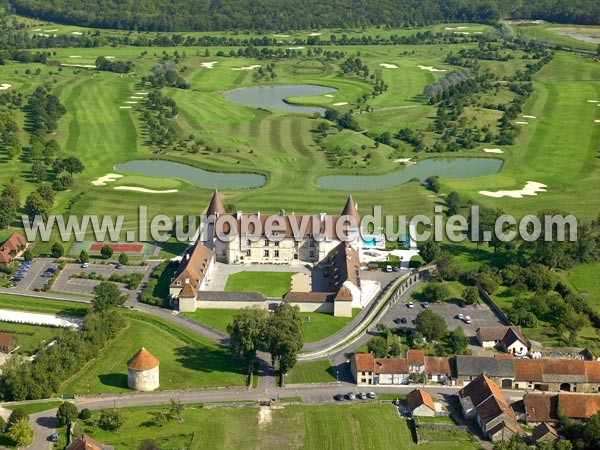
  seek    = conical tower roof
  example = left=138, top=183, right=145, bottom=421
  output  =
left=341, top=195, right=360, bottom=223
left=206, top=190, right=225, bottom=216
left=127, top=347, right=159, bottom=370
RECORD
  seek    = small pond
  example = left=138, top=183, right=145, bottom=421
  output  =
left=316, top=158, right=503, bottom=191
left=114, top=160, right=266, bottom=189
left=224, top=84, right=337, bottom=115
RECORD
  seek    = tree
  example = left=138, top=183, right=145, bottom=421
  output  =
left=418, top=240, right=441, bottom=263
left=56, top=402, right=78, bottom=426
left=367, top=336, right=389, bottom=358
left=51, top=242, right=64, bottom=258
left=7, top=417, right=33, bottom=448
left=36, top=183, right=55, bottom=205
left=227, top=307, right=267, bottom=376
left=7, top=409, right=28, bottom=429
left=446, top=191, right=461, bottom=215
left=0, top=183, right=20, bottom=229
left=563, top=310, right=590, bottom=345
left=266, top=303, right=304, bottom=382
left=78, top=408, right=91, bottom=420
left=462, top=286, right=479, bottom=305
left=444, top=327, right=469, bottom=354
left=169, top=398, right=184, bottom=422
left=79, top=249, right=89, bottom=263
left=63, top=156, right=84, bottom=175
left=100, top=244, right=114, bottom=260
left=24, top=191, right=51, bottom=220
left=425, top=176, right=440, bottom=193
left=422, top=283, right=450, bottom=302
left=98, top=409, right=125, bottom=431
left=582, top=413, right=600, bottom=450
left=151, top=412, right=167, bottom=427
left=23, top=249, right=33, bottom=262
left=92, top=281, right=127, bottom=311
left=414, top=309, right=447, bottom=341
left=118, top=253, right=129, bottom=265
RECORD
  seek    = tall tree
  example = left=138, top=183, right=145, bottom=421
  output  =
left=266, top=303, right=303, bottom=382
left=0, top=183, right=20, bottom=229
left=227, top=307, right=268, bottom=376
left=56, top=401, right=78, bottom=426
left=92, top=281, right=127, bottom=311
left=7, top=417, right=33, bottom=448
left=414, top=309, right=447, bottom=342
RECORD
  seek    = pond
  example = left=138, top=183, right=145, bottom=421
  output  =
left=555, top=32, right=600, bottom=44
left=114, top=160, right=266, bottom=189
left=316, top=158, right=503, bottom=191
left=224, top=84, right=337, bottom=115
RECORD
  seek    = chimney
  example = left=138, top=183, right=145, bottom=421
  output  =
left=257, top=211, right=261, bottom=220
left=186, top=254, right=190, bottom=261
left=184, top=278, right=190, bottom=284
left=280, top=208, right=285, bottom=216
left=320, top=212, right=326, bottom=221
left=236, top=211, right=242, bottom=220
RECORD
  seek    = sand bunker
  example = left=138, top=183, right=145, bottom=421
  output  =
left=457, top=26, right=469, bottom=29
left=119, top=106, right=132, bottom=109
left=455, top=31, right=471, bottom=35
left=135, top=92, right=149, bottom=95
left=523, top=115, right=536, bottom=119
left=273, top=34, right=290, bottom=37
left=380, top=63, right=398, bottom=69
left=287, top=46, right=305, bottom=50
left=37, top=33, right=50, bottom=37
left=324, top=94, right=334, bottom=98
left=114, top=186, right=178, bottom=193
left=45, top=29, right=58, bottom=32
left=515, top=121, right=528, bottom=125
left=92, top=173, right=123, bottom=186
left=587, top=100, right=599, bottom=103
left=105, top=56, right=115, bottom=59
left=0, top=84, right=12, bottom=91
left=333, top=102, right=348, bottom=106
left=71, top=31, right=83, bottom=35
left=131, top=96, right=144, bottom=99
left=418, top=65, right=447, bottom=72
left=480, top=181, right=547, bottom=199
left=61, top=63, right=96, bottom=68
left=484, top=148, right=504, bottom=154
left=394, top=158, right=414, bottom=163
left=200, top=61, right=218, bottom=69
left=595, top=120, right=600, bottom=123
left=69, top=55, right=82, bottom=58
left=232, top=65, right=261, bottom=71
left=33, top=28, right=41, bottom=31
left=308, top=32, right=322, bottom=36
left=125, top=101, right=138, bottom=104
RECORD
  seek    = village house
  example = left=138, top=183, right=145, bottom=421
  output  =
left=424, top=356, right=452, bottom=383
left=459, top=374, right=523, bottom=442
left=529, top=422, right=559, bottom=444
left=518, top=392, right=600, bottom=424
left=407, top=349, right=425, bottom=374
left=66, top=434, right=113, bottom=450
left=453, top=355, right=515, bottom=388
left=350, top=353, right=409, bottom=386
left=406, top=388, right=437, bottom=417
left=0, top=332, right=16, bottom=353
left=476, top=326, right=530, bottom=355
left=0, top=232, right=27, bottom=268
left=513, top=358, right=600, bottom=393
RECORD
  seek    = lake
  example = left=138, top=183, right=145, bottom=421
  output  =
left=224, top=84, right=337, bottom=115
left=114, top=160, right=266, bottom=189
left=316, top=158, right=503, bottom=191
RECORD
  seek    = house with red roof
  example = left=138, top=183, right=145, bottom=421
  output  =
left=0, top=232, right=27, bottom=268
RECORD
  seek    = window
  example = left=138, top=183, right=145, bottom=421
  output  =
left=264, top=239, right=269, bottom=246
left=264, top=250, right=270, bottom=257
left=274, top=240, right=280, bottom=246
left=294, top=253, right=298, bottom=259
left=309, top=251, right=315, bottom=258
left=274, top=250, right=279, bottom=257
left=309, top=240, right=315, bottom=248
left=245, top=250, right=251, bottom=256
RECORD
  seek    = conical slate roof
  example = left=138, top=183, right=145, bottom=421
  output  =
left=340, top=195, right=360, bottom=223
left=206, top=190, right=225, bottom=216
left=127, top=347, right=159, bottom=370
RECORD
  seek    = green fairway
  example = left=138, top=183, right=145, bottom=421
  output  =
left=61, top=313, right=246, bottom=395
left=80, top=403, right=478, bottom=450
left=224, top=271, right=296, bottom=297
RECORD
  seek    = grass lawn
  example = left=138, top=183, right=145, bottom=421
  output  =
left=224, top=271, right=296, bottom=297
left=285, top=359, right=337, bottom=384
left=61, top=312, right=246, bottom=395
left=0, top=293, right=89, bottom=317
left=0, top=322, right=59, bottom=356
left=183, top=308, right=359, bottom=344
left=6, top=401, right=62, bottom=415
left=565, top=262, right=600, bottom=313
left=81, top=403, right=478, bottom=450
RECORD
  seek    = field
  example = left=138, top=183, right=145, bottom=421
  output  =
left=79, top=403, right=479, bottom=450
left=0, top=322, right=58, bottom=355
left=565, top=263, right=600, bottom=313
left=61, top=313, right=246, bottom=395
left=182, top=308, right=358, bottom=344
left=224, top=271, right=296, bottom=297
left=0, top=293, right=90, bottom=316
left=284, top=359, right=337, bottom=384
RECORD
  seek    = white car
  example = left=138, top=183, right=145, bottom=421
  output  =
left=385, top=265, right=392, bottom=272
left=81, top=263, right=89, bottom=268
left=457, top=313, right=464, bottom=320
left=407, top=302, right=414, bottom=308
left=464, top=315, right=472, bottom=324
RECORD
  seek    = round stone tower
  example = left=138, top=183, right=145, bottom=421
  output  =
left=127, top=347, right=160, bottom=391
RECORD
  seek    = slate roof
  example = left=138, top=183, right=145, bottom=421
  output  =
left=454, top=355, right=515, bottom=378
left=170, top=241, right=214, bottom=290
left=206, top=190, right=225, bottom=216
left=531, top=422, right=559, bottom=442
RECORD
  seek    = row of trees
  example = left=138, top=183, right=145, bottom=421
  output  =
left=227, top=303, right=303, bottom=383
left=0, top=282, right=126, bottom=400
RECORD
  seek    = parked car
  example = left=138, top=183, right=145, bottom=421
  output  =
left=393, top=317, right=402, bottom=324
left=457, top=313, right=465, bottom=320
left=116, top=263, right=124, bottom=269
left=385, top=265, right=392, bottom=272
left=392, top=266, right=399, bottom=272
left=400, top=317, right=408, bottom=324
left=333, top=394, right=344, bottom=401
left=358, top=392, right=367, bottom=400
left=81, top=262, right=89, bottom=268
left=464, top=315, right=472, bottom=324
left=50, top=432, right=59, bottom=442
left=367, top=392, right=377, bottom=399
left=422, top=302, right=430, bottom=308
left=407, top=302, right=414, bottom=308
left=346, top=392, right=356, bottom=401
